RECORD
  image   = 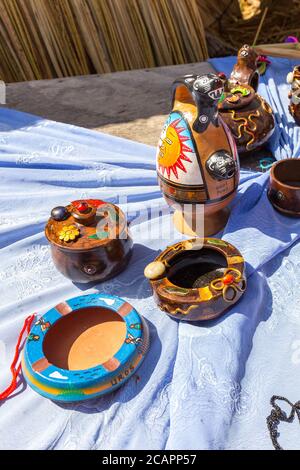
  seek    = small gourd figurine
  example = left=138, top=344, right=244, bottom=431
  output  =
left=228, top=44, right=260, bottom=92
left=287, top=65, right=300, bottom=125
left=218, top=44, right=275, bottom=154
left=156, top=73, right=239, bottom=237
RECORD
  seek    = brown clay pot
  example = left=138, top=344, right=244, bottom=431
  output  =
left=156, top=73, right=239, bottom=237
left=268, top=159, right=300, bottom=217
left=144, top=238, right=246, bottom=322
left=218, top=84, right=275, bottom=153
left=45, top=199, right=133, bottom=283
left=218, top=44, right=275, bottom=153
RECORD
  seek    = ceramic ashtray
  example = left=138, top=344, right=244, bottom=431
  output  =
left=268, top=159, right=300, bottom=217
left=45, top=199, right=133, bottom=283
left=22, top=294, right=149, bottom=402
left=144, top=238, right=246, bottom=322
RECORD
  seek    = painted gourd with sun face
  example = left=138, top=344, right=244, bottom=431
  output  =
left=156, top=73, right=239, bottom=237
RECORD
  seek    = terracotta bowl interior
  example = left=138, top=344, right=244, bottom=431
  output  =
left=167, top=248, right=227, bottom=288
left=273, top=160, right=300, bottom=188
left=43, top=307, right=127, bottom=371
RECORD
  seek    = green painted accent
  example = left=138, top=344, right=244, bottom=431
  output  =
left=258, top=62, right=267, bottom=76
left=219, top=92, right=226, bottom=103
left=130, top=323, right=142, bottom=330
left=88, top=231, right=109, bottom=239
left=164, top=287, right=190, bottom=296
left=231, top=86, right=250, bottom=96
left=57, top=389, right=85, bottom=397
left=207, top=239, right=227, bottom=247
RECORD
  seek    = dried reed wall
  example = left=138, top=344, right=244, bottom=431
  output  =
left=2, top=0, right=297, bottom=84
left=0, top=0, right=211, bottom=83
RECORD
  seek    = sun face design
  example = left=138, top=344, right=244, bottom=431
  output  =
left=157, top=116, right=193, bottom=179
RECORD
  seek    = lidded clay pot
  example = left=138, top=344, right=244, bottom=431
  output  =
left=218, top=84, right=275, bottom=153
left=219, top=44, right=275, bottom=153
left=45, top=199, right=133, bottom=283
left=144, top=238, right=246, bottom=322
left=156, top=73, right=239, bottom=237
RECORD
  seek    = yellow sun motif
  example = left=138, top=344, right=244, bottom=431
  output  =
left=158, top=117, right=193, bottom=179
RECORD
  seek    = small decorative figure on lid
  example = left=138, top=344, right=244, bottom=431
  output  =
left=228, top=44, right=259, bottom=92
left=287, top=65, right=300, bottom=125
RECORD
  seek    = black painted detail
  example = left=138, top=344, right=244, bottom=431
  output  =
left=206, top=150, right=236, bottom=181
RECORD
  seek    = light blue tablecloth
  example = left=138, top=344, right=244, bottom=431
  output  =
left=0, top=57, right=300, bottom=450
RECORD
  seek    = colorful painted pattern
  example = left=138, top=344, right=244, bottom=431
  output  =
left=22, top=294, right=149, bottom=402
left=156, top=111, right=203, bottom=186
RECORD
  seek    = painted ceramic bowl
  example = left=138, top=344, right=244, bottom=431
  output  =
left=268, top=159, right=300, bottom=216
left=45, top=199, right=133, bottom=283
left=22, top=294, right=149, bottom=402
left=144, top=238, right=246, bottom=322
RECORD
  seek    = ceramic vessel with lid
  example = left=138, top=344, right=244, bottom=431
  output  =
left=218, top=44, right=275, bottom=153
left=45, top=199, right=133, bottom=283
left=218, top=83, right=275, bottom=153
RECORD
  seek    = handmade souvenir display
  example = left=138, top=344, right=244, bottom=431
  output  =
left=287, top=66, right=300, bottom=125
left=218, top=44, right=275, bottom=154
left=45, top=199, right=132, bottom=283
left=144, top=238, right=246, bottom=322
left=156, top=73, right=239, bottom=236
left=228, top=44, right=260, bottom=92
left=22, top=294, right=149, bottom=402
left=268, top=159, right=300, bottom=217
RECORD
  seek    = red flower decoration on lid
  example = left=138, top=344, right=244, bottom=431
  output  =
left=71, top=199, right=105, bottom=211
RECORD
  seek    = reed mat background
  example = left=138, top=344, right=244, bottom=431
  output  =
left=0, top=0, right=299, bottom=83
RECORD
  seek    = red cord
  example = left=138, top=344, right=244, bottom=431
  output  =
left=0, top=314, right=35, bottom=401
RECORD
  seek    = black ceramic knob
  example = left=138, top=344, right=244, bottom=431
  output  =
left=51, top=206, right=69, bottom=221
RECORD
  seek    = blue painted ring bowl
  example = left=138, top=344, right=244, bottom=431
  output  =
left=22, top=294, right=149, bottom=402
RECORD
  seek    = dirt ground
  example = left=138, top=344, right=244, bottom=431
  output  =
left=5, top=62, right=214, bottom=147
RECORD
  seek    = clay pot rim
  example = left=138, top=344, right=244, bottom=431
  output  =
left=270, top=158, right=300, bottom=190
left=149, top=238, right=245, bottom=303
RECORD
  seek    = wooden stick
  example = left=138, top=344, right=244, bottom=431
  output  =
left=253, top=6, right=269, bottom=46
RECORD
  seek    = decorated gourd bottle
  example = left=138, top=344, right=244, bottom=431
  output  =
left=156, top=73, right=239, bottom=236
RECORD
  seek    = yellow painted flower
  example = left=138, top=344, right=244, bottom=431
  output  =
left=59, top=224, right=80, bottom=242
